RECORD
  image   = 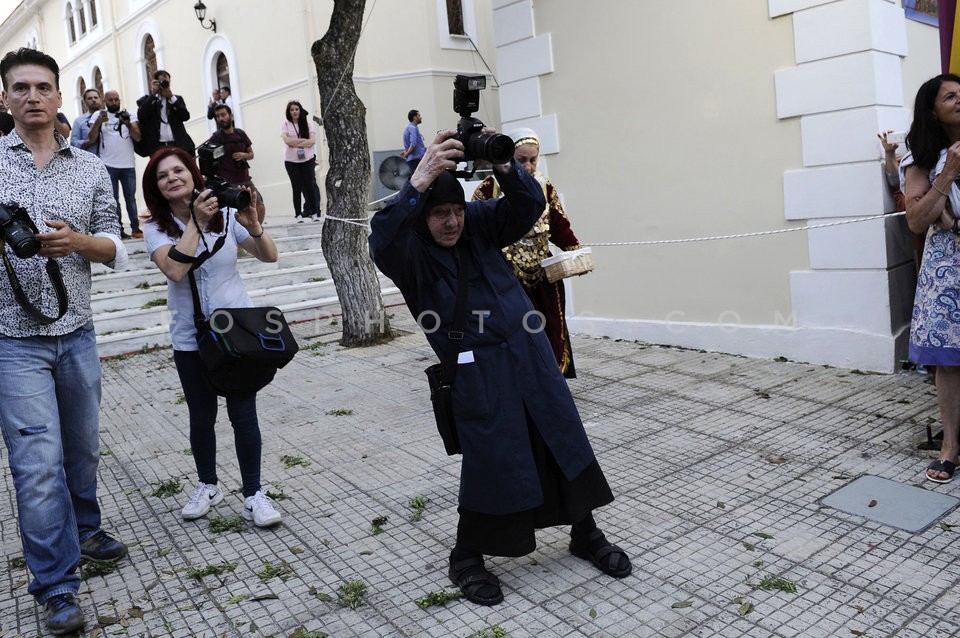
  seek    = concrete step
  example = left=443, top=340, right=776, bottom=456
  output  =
left=95, top=283, right=404, bottom=358
left=92, top=248, right=326, bottom=295
left=92, top=231, right=323, bottom=276
left=91, top=216, right=393, bottom=358
left=91, top=263, right=332, bottom=314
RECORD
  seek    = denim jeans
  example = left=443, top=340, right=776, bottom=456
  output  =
left=105, top=165, right=139, bottom=232
left=0, top=322, right=102, bottom=602
left=173, top=350, right=263, bottom=497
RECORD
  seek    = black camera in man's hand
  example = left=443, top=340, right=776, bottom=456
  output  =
left=195, top=142, right=251, bottom=210
left=0, top=202, right=41, bottom=259
left=117, top=109, right=131, bottom=122
left=452, top=74, right=513, bottom=166
left=159, top=79, right=170, bottom=89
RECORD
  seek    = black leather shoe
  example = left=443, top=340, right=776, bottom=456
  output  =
left=79, top=530, right=127, bottom=562
left=44, top=593, right=84, bottom=635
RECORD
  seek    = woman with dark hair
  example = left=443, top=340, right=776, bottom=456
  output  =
left=904, top=73, right=960, bottom=483
left=280, top=100, right=322, bottom=222
left=140, top=147, right=285, bottom=526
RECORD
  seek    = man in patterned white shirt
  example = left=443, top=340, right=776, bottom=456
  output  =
left=0, top=47, right=129, bottom=636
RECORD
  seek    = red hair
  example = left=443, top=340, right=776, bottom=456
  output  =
left=141, top=147, right=224, bottom=237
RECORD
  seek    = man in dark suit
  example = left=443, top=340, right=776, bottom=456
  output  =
left=136, top=69, right=195, bottom=156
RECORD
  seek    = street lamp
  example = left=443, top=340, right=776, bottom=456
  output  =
left=193, top=1, right=216, bottom=33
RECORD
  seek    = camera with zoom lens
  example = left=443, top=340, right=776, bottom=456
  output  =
left=158, top=79, right=170, bottom=89
left=117, top=109, right=131, bottom=122
left=195, top=142, right=252, bottom=210
left=0, top=202, right=41, bottom=259
left=452, top=74, right=514, bottom=176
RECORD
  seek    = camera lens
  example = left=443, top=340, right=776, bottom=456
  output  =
left=7, top=227, right=40, bottom=259
left=220, top=187, right=251, bottom=210
left=468, top=131, right=514, bottom=165
left=0, top=203, right=40, bottom=259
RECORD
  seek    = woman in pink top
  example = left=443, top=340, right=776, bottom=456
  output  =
left=280, top=101, right=322, bottom=222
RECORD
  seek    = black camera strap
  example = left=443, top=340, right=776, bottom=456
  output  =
left=438, top=243, right=470, bottom=389
left=0, top=244, right=68, bottom=325
left=183, top=202, right=229, bottom=332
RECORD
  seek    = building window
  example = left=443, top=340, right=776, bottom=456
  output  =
left=88, top=0, right=98, bottom=28
left=77, top=1, right=86, bottom=34
left=78, top=77, right=86, bottom=99
left=143, top=34, right=157, bottom=88
left=215, top=53, right=229, bottom=91
left=66, top=2, right=77, bottom=43
left=446, top=0, right=465, bottom=35
left=93, top=67, right=103, bottom=96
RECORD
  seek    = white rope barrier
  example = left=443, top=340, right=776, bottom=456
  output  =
left=585, top=212, right=906, bottom=247
left=328, top=199, right=905, bottom=244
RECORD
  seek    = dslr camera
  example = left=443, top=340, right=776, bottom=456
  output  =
left=195, top=142, right=252, bottom=210
left=0, top=202, right=41, bottom=259
left=158, top=79, right=170, bottom=90
left=452, top=74, right=513, bottom=176
left=117, top=109, right=131, bottom=123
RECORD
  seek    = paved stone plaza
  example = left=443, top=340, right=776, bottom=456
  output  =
left=0, top=309, right=956, bottom=637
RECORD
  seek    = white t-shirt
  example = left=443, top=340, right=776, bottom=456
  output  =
left=98, top=111, right=139, bottom=169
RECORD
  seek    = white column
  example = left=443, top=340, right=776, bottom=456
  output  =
left=772, top=0, right=913, bottom=372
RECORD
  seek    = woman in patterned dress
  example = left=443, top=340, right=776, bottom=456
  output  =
left=471, top=127, right=581, bottom=378
left=904, top=73, right=960, bottom=483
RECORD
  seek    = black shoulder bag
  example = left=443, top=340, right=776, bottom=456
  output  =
left=424, top=243, right=469, bottom=456
left=177, top=207, right=299, bottom=396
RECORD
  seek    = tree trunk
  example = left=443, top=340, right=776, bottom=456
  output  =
left=311, top=0, right=390, bottom=346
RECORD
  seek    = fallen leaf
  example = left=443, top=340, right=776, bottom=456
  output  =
left=127, top=607, right=144, bottom=619
left=752, top=532, right=774, bottom=540
left=738, top=602, right=754, bottom=616
left=589, top=608, right=597, bottom=619
left=290, top=547, right=305, bottom=555
left=766, top=456, right=787, bottom=464
left=868, top=500, right=877, bottom=508
left=850, top=631, right=865, bottom=636
left=742, top=542, right=756, bottom=552
left=250, top=593, right=279, bottom=601
left=671, top=600, right=693, bottom=609
left=940, top=522, right=956, bottom=531
left=716, top=501, right=726, bottom=509
left=732, top=595, right=746, bottom=604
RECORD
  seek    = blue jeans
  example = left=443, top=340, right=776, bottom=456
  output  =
left=0, top=322, right=103, bottom=602
left=105, top=165, right=139, bottom=233
left=173, top=350, right=263, bottom=497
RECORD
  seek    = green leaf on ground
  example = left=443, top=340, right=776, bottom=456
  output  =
left=671, top=600, right=693, bottom=608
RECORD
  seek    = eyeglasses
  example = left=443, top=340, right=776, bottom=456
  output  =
left=428, top=207, right=464, bottom=220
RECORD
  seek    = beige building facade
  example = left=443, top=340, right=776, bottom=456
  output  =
left=488, top=0, right=941, bottom=372
left=0, top=0, right=944, bottom=371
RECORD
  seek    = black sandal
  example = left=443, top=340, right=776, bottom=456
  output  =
left=448, top=554, right=503, bottom=606
left=570, top=528, right=632, bottom=578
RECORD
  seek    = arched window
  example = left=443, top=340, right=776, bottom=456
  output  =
left=65, top=2, right=77, bottom=44
left=78, top=77, right=86, bottom=99
left=93, top=67, right=103, bottom=96
left=88, top=0, right=98, bottom=28
left=446, top=0, right=465, bottom=35
left=77, top=1, right=87, bottom=35
left=215, top=53, right=229, bottom=92
left=143, top=35, right=157, bottom=88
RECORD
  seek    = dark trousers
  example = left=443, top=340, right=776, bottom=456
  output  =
left=173, top=350, right=262, bottom=497
left=284, top=160, right=322, bottom=217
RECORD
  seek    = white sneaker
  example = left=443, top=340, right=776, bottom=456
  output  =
left=241, top=490, right=282, bottom=527
left=181, top=482, right=223, bottom=520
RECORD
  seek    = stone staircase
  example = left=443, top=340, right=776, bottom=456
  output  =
left=91, top=217, right=402, bottom=358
